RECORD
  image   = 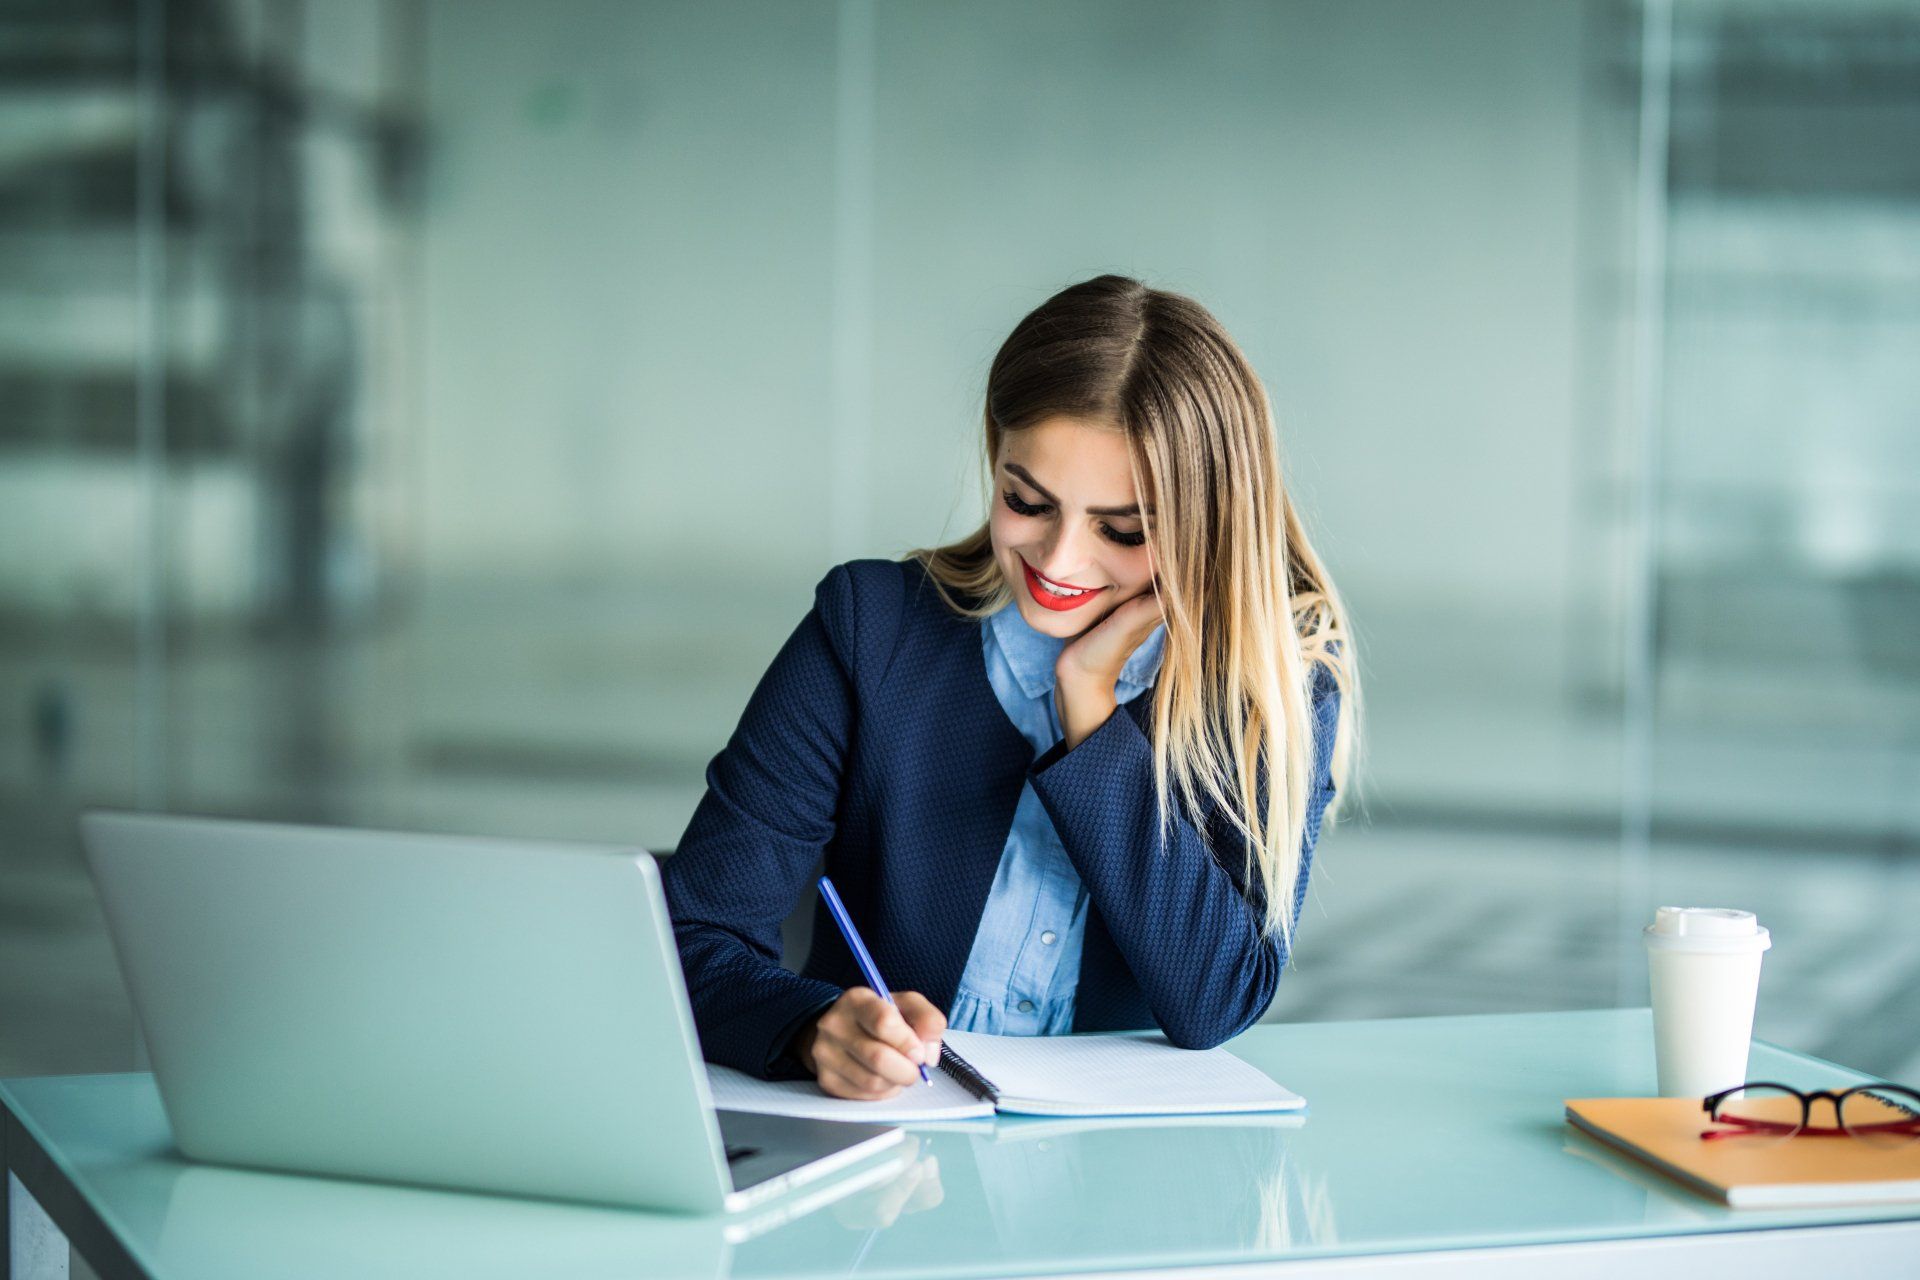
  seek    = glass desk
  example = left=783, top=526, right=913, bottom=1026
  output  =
left=5, top=1010, right=1917, bottom=1279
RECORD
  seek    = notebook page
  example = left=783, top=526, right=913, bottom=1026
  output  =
left=705, top=1062, right=995, bottom=1123
left=943, top=1029, right=1304, bottom=1117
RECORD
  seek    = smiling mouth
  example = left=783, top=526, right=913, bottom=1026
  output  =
left=1021, top=558, right=1107, bottom=610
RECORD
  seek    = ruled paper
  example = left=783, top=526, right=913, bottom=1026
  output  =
left=943, top=1029, right=1304, bottom=1117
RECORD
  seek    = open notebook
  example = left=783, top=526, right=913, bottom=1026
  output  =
left=706, top=1028, right=1305, bottom=1124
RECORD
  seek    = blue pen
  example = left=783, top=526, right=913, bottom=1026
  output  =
left=817, top=875, right=932, bottom=1085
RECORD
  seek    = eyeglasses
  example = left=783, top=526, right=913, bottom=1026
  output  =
left=1701, top=1081, right=1920, bottom=1145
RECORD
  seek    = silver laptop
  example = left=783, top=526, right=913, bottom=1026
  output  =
left=79, top=810, right=905, bottom=1217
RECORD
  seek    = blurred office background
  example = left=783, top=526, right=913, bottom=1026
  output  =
left=2, top=0, right=1916, bottom=1082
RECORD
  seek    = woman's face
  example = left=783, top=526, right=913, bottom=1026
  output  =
left=989, top=416, right=1157, bottom=639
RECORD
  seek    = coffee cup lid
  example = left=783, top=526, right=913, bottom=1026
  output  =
left=1643, top=906, right=1771, bottom=953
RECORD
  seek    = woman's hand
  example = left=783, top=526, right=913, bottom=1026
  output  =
left=1054, top=588, right=1166, bottom=749
left=794, top=987, right=946, bottom=1100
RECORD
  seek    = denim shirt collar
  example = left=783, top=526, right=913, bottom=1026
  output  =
left=985, top=595, right=1167, bottom=702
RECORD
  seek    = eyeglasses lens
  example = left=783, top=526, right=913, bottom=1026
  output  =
left=1839, top=1088, right=1920, bottom=1149
left=1714, top=1085, right=1803, bottom=1141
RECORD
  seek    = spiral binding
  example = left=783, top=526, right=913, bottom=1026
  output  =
left=938, top=1042, right=999, bottom=1104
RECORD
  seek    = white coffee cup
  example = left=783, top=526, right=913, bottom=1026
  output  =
left=1643, top=906, right=1771, bottom=1098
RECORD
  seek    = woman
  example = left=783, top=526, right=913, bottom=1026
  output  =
left=662, top=274, right=1359, bottom=1101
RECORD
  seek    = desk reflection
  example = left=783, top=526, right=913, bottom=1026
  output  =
left=109, top=1140, right=906, bottom=1280
left=132, top=1164, right=723, bottom=1278
left=739, top=1112, right=1331, bottom=1277
left=69, top=1091, right=1329, bottom=1278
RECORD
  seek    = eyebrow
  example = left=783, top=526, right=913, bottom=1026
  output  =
left=1003, top=462, right=1151, bottom=518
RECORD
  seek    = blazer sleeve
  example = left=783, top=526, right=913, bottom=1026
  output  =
left=1027, top=664, right=1342, bottom=1050
left=659, top=561, right=892, bottom=1080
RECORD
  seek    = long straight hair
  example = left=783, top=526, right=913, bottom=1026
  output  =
left=905, top=275, right=1360, bottom=952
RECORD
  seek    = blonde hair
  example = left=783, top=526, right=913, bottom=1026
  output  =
left=904, top=274, right=1360, bottom=954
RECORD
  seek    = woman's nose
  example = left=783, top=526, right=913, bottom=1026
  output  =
left=1036, top=524, right=1100, bottom=583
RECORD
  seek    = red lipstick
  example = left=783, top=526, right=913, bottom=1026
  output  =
left=1022, top=559, right=1106, bottom=612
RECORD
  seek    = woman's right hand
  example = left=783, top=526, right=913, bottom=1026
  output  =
left=794, top=987, right=945, bottom=1100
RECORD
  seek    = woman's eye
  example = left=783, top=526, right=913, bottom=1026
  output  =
left=1001, top=490, right=1146, bottom=548
left=1002, top=489, right=1050, bottom=518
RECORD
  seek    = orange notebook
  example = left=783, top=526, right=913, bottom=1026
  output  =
left=1565, top=1096, right=1920, bottom=1209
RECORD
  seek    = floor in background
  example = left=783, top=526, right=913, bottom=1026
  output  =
left=1263, top=823, right=1920, bottom=1084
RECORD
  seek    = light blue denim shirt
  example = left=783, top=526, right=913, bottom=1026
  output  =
left=948, top=597, right=1168, bottom=1036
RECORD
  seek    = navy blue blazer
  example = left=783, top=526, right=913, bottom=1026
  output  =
left=660, top=556, right=1341, bottom=1080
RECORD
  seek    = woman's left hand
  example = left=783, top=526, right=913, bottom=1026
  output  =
left=1053, top=588, right=1165, bottom=749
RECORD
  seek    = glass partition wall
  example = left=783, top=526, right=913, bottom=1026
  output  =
left=1, top=0, right=1914, bottom=1084
left=1645, top=0, right=1920, bottom=1076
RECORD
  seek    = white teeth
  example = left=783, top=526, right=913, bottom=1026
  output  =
left=1035, top=575, right=1088, bottom=597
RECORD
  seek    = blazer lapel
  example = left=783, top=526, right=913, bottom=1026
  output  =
left=902, top=600, right=1034, bottom=1009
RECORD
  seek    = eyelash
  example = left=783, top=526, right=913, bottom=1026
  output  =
left=1001, top=489, right=1147, bottom=548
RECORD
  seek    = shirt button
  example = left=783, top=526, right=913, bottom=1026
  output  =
left=1040, top=930, right=1057, bottom=945
left=1017, top=999, right=1035, bottom=1013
